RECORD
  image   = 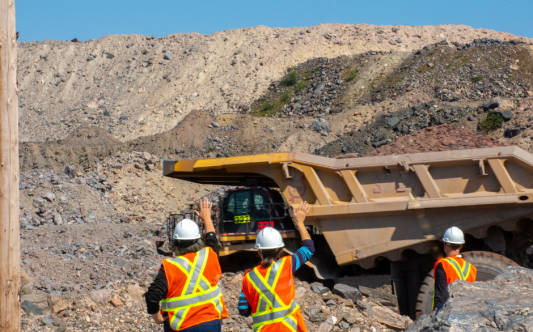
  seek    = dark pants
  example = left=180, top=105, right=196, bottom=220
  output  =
left=163, top=319, right=222, bottom=332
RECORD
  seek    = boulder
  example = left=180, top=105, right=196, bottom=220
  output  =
left=482, top=101, right=500, bottom=111
left=407, top=267, right=533, bottom=332
left=359, top=286, right=397, bottom=306
left=372, top=305, right=411, bottom=330
left=310, top=118, right=331, bottom=134
left=332, top=284, right=363, bottom=302
left=127, top=284, right=144, bottom=302
left=89, top=289, right=112, bottom=304
left=21, top=300, right=43, bottom=315
left=42, top=192, right=56, bottom=202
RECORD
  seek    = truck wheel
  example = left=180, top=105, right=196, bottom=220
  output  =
left=415, top=251, right=519, bottom=318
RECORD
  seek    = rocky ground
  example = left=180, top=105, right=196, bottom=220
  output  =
left=407, top=267, right=533, bottom=332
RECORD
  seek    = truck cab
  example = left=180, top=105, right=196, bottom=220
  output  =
left=220, top=187, right=295, bottom=235
left=217, top=187, right=299, bottom=255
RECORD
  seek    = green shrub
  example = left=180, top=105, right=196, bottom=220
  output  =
left=346, top=70, right=358, bottom=82
left=480, top=113, right=504, bottom=130
left=281, top=72, right=298, bottom=86
left=262, top=102, right=275, bottom=111
left=471, top=75, right=483, bottom=83
left=280, top=93, right=291, bottom=102
left=286, top=66, right=295, bottom=72
left=295, top=81, right=308, bottom=92
left=206, top=146, right=216, bottom=153
left=314, top=66, right=321, bottom=73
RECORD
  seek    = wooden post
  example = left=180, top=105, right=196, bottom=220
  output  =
left=0, top=0, right=20, bottom=330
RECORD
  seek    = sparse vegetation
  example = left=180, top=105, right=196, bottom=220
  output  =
left=471, top=75, right=483, bottom=83
left=286, top=66, right=295, bottom=72
left=345, top=70, right=358, bottom=82
left=480, top=113, right=504, bottom=131
left=280, top=92, right=291, bottom=102
left=206, top=146, right=216, bottom=153
left=314, top=66, right=321, bottom=73
left=281, top=71, right=298, bottom=86
left=295, top=81, right=308, bottom=92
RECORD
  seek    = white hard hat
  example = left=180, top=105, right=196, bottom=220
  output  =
left=255, top=227, right=285, bottom=249
left=442, top=226, right=465, bottom=244
left=173, top=219, right=201, bottom=240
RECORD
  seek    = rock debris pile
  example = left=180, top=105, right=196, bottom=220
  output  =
left=371, top=39, right=533, bottom=104
left=316, top=102, right=506, bottom=157
left=408, top=267, right=533, bottom=332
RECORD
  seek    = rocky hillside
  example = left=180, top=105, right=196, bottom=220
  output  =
left=17, top=24, right=529, bottom=143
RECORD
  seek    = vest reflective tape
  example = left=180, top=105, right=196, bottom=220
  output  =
left=161, top=248, right=222, bottom=331
left=444, top=257, right=472, bottom=281
left=246, top=258, right=299, bottom=332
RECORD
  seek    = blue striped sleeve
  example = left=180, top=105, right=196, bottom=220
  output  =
left=291, top=240, right=315, bottom=273
left=238, top=291, right=252, bottom=316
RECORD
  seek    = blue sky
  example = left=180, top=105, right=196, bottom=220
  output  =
left=17, top=0, right=532, bottom=42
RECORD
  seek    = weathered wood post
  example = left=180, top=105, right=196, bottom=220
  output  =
left=0, top=0, right=21, bottom=330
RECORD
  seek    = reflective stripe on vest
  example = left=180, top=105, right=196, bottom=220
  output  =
left=161, top=248, right=222, bottom=331
left=443, top=257, right=472, bottom=281
left=246, top=258, right=300, bottom=332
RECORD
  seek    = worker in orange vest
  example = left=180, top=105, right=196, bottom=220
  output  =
left=145, top=198, right=228, bottom=332
left=239, top=201, right=314, bottom=332
left=433, top=226, right=477, bottom=312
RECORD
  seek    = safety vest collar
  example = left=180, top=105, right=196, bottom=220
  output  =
left=443, top=257, right=472, bottom=281
left=161, top=248, right=222, bottom=331
left=245, top=257, right=298, bottom=332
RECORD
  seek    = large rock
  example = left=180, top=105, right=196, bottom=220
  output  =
left=332, top=284, right=362, bottom=302
left=89, top=289, right=112, bottom=304
left=127, top=284, right=145, bottom=302
left=21, top=300, right=43, bottom=315
left=372, top=305, right=411, bottom=330
left=310, top=118, right=331, bottom=134
left=42, top=192, right=56, bottom=202
left=407, top=267, right=533, bottom=332
left=359, top=286, right=397, bottom=306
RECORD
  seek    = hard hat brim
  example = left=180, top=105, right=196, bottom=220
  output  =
left=255, top=243, right=285, bottom=250
left=442, top=238, right=465, bottom=244
left=173, top=234, right=202, bottom=240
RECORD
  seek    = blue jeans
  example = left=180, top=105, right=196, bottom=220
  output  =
left=163, top=319, right=222, bottom=332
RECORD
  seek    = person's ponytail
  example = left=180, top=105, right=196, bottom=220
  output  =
left=260, top=248, right=283, bottom=268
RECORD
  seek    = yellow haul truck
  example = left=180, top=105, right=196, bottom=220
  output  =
left=162, top=146, right=533, bottom=318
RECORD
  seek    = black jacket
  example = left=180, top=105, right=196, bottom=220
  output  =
left=144, top=232, right=219, bottom=314
left=433, top=263, right=448, bottom=311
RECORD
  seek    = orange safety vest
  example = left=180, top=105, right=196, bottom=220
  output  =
left=433, top=256, right=477, bottom=285
left=242, top=256, right=307, bottom=332
left=161, top=247, right=228, bottom=331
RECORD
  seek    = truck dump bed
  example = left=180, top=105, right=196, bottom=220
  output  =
left=163, top=147, right=533, bottom=268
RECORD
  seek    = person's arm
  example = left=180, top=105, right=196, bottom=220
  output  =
left=291, top=201, right=315, bottom=272
left=195, top=198, right=219, bottom=256
left=145, top=264, right=169, bottom=324
left=433, top=263, right=448, bottom=311
left=195, top=197, right=215, bottom=234
left=238, top=291, right=252, bottom=316
left=204, top=232, right=219, bottom=257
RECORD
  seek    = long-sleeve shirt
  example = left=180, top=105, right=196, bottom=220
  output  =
left=433, top=263, right=448, bottom=311
left=144, top=232, right=219, bottom=315
left=238, top=239, right=315, bottom=316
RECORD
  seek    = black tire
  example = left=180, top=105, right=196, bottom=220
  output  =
left=415, top=251, right=519, bottom=318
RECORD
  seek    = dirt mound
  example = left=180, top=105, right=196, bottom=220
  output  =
left=18, top=25, right=527, bottom=143
left=365, top=124, right=504, bottom=157
left=60, top=126, right=120, bottom=146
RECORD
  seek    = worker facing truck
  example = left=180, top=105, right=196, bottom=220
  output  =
left=145, top=198, right=228, bottom=332
left=239, top=201, right=314, bottom=332
left=433, top=226, right=477, bottom=311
